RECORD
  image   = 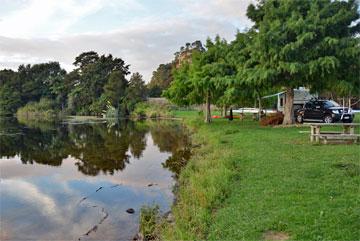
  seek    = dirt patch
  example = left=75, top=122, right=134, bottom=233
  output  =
left=263, top=231, right=290, bottom=241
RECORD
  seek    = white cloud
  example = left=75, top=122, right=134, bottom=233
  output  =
left=0, top=0, right=144, bottom=38
left=0, top=0, right=254, bottom=81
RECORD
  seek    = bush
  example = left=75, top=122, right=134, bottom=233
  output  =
left=132, top=101, right=173, bottom=119
left=132, top=102, right=148, bottom=119
left=260, top=112, right=284, bottom=126
left=16, top=98, right=58, bottom=120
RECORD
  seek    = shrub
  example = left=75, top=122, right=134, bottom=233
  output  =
left=132, top=102, right=148, bottom=119
left=16, top=98, right=58, bottom=120
left=132, top=101, right=174, bottom=119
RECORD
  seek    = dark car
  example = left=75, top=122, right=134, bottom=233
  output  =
left=295, top=100, right=354, bottom=123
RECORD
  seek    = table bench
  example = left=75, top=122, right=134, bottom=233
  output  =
left=312, top=134, right=360, bottom=144
left=305, top=123, right=360, bottom=144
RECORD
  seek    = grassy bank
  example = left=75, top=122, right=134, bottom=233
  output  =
left=161, top=111, right=360, bottom=240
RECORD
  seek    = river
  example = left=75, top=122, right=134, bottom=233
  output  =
left=0, top=118, right=191, bottom=240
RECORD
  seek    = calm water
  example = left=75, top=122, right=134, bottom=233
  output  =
left=0, top=118, right=191, bottom=240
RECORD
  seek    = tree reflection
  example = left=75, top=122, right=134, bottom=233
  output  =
left=149, top=120, right=192, bottom=177
left=0, top=118, right=191, bottom=176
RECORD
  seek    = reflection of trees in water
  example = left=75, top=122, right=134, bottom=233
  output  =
left=0, top=118, right=68, bottom=166
left=0, top=118, right=191, bottom=176
left=149, top=121, right=192, bottom=177
left=67, top=122, right=148, bottom=176
left=162, top=147, right=192, bottom=178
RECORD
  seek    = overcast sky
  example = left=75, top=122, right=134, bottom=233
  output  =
left=0, top=0, right=254, bottom=82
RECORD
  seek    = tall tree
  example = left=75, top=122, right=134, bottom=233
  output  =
left=104, top=70, right=128, bottom=108
left=245, top=0, right=360, bottom=124
left=164, top=63, right=194, bottom=107
left=126, top=72, right=147, bottom=112
left=166, top=36, right=233, bottom=123
left=68, top=51, right=130, bottom=115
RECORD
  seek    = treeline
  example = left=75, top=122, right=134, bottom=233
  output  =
left=163, top=0, right=360, bottom=124
left=0, top=51, right=146, bottom=117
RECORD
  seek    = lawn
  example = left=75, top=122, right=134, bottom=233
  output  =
left=161, top=111, right=360, bottom=240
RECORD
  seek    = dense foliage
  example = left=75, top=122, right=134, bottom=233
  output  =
left=0, top=51, right=147, bottom=117
left=243, top=0, right=360, bottom=124
left=165, top=0, right=359, bottom=124
left=0, top=63, right=66, bottom=116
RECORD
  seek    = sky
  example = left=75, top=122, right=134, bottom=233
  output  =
left=0, top=0, right=254, bottom=82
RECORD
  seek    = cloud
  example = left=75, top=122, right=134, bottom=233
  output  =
left=0, top=0, right=144, bottom=38
left=1, top=179, right=58, bottom=219
left=0, top=0, right=254, bottom=81
left=176, top=0, right=254, bottom=19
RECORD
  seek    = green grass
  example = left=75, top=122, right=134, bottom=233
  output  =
left=161, top=111, right=360, bottom=240
left=139, top=205, right=160, bottom=240
left=354, top=113, right=360, bottom=123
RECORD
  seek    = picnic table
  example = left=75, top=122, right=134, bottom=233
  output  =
left=305, top=123, right=360, bottom=144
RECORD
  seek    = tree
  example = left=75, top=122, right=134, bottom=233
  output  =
left=104, top=70, right=128, bottom=108
left=73, top=51, right=99, bottom=69
left=245, top=0, right=360, bottom=124
left=18, top=62, right=65, bottom=104
left=192, top=36, right=234, bottom=123
left=165, top=36, right=233, bottom=123
left=222, top=32, right=256, bottom=116
left=163, top=63, right=194, bottom=106
left=0, top=70, right=22, bottom=115
left=68, top=51, right=130, bottom=115
left=147, top=63, right=173, bottom=97
left=125, top=72, right=147, bottom=112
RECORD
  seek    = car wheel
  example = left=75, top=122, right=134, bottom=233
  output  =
left=296, top=114, right=303, bottom=123
left=324, top=115, right=333, bottom=123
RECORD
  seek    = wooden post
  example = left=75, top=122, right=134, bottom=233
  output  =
left=349, top=126, right=354, bottom=135
left=310, top=125, right=316, bottom=142
left=343, top=125, right=354, bottom=134
left=315, top=125, right=320, bottom=143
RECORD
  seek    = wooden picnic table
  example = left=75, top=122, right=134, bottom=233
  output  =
left=305, top=123, right=360, bottom=143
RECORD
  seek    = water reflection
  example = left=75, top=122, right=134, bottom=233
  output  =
left=0, top=118, right=191, bottom=240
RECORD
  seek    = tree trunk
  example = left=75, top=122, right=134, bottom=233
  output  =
left=348, top=95, right=351, bottom=108
left=282, top=87, right=294, bottom=125
left=205, top=91, right=212, bottom=123
left=223, top=105, right=227, bottom=117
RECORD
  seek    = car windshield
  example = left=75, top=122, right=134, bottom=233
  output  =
left=324, top=100, right=340, bottom=108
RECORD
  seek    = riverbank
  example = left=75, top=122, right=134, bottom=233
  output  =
left=160, top=111, right=360, bottom=240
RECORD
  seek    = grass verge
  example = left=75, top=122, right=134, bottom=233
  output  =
left=160, top=111, right=360, bottom=240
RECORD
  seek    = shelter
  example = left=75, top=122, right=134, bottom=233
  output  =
left=262, top=87, right=317, bottom=113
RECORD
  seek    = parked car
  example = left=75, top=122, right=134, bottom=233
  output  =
left=295, top=100, right=354, bottom=123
